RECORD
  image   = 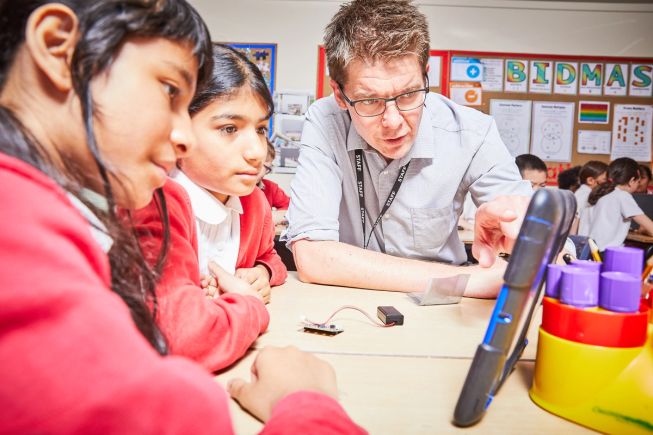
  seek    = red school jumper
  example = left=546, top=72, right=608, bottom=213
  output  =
left=133, top=179, right=287, bottom=372
left=0, top=152, right=364, bottom=434
left=261, top=178, right=290, bottom=210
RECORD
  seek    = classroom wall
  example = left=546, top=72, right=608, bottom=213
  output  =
left=191, top=0, right=653, bottom=92
left=189, top=0, right=653, bottom=191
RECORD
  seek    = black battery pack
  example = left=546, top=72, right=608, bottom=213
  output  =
left=377, top=306, right=404, bottom=326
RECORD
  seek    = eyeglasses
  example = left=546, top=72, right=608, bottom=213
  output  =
left=337, top=76, right=429, bottom=117
left=263, top=164, right=273, bottom=175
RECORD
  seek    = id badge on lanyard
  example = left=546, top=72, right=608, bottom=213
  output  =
left=354, top=149, right=410, bottom=249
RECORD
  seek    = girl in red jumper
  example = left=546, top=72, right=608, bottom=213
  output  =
left=258, top=139, right=292, bottom=213
left=0, top=1, right=362, bottom=433
left=134, top=44, right=288, bottom=372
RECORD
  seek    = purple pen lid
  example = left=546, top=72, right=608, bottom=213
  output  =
left=560, top=267, right=599, bottom=308
left=545, top=264, right=566, bottom=298
left=600, top=271, right=641, bottom=313
left=603, top=246, right=644, bottom=278
left=570, top=259, right=602, bottom=273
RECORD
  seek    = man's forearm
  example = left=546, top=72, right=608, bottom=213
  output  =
left=292, top=239, right=504, bottom=297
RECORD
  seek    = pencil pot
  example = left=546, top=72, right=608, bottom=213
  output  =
left=530, top=299, right=653, bottom=435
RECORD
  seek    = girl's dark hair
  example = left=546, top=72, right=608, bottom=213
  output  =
left=190, top=43, right=274, bottom=117
left=639, top=164, right=652, bottom=180
left=579, top=160, right=608, bottom=185
left=266, top=138, right=276, bottom=160
left=515, top=154, right=547, bottom=175
left=0, top=0, right=213, bottom=354
left=557, top=166, right=581, bottom=191
left=588, top=157, right=640, bottom=206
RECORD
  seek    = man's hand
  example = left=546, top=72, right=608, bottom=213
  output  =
left=472, top=195, right=530, bottom=267
left=236, top=265, right=271, bottom=304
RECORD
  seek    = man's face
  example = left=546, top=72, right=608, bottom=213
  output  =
left=332, top=55, right=426, bottom=161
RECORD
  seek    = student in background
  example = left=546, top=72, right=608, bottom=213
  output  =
left=575, top=161, right=608, bottom=211
left=558, top=165, right=581, bottom=192
left=461, top=153, right=543, bottom=231
left=0, top=1, right=361, bottom=432
left=513, top=154, right=577, bottom=260
left=258, top=139, right=291, bottom=213
left=637, top=164, right=652, bottom=194
left=569, top=160, right=608, bottom=235
left=578, top=157, right=653, bottom=250
left=515, top=154, right=548, bottom=190
left=134, top=44, right=287, bottom=372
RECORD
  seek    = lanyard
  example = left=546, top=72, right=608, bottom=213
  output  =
left=354, top=149, right=410, bottom=249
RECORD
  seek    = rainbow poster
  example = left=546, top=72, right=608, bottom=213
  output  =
left=578, top=101, right=610, bottom=124
left=554, top=62, right=578, bottom=95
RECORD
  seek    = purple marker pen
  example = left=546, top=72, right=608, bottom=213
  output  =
left=603, top=246, right=644, bottom=278
left=546, top=264, right=566, bottom=298
left=600, top=271, right=641, bottom=313
left=570, top=259, right=602, bottom=273
left=560, top=267, right=599, bottom=308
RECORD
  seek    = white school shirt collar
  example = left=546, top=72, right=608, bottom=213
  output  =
left=172, top=171, right=243, bottom=224
left=67, top=188, right=114, bottom=253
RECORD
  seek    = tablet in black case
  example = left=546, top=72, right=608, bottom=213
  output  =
left=453, top=188, right=576, bottom=427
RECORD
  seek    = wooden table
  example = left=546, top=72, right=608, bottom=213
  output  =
left=215, top=273, right=592, bottom=434
left=254, top=274, right=540, bottom=360
left=215, top=353, right=591, bottom=434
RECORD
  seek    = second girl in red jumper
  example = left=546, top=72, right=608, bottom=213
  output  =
left=134, top=44, right=287, bottom=372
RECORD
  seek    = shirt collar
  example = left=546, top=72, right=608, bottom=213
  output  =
left=79, top=187, right=110, bottom=212
left=345, top=114, right=368, bottom=152
left=344, top=102, right=436, bottom=163
left=67, top=192, right=113, bottom=253
left=172, top=171, right=243, bottom=225
left=403, top=105, right=436, bottom=160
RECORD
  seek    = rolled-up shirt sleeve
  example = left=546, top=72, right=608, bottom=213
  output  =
left=466, top=119, right=532, bottom=206
left=282, top=105, right=344, bottom=247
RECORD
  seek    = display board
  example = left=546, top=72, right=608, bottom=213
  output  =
left=226, top=42, right=277, bottom=93
left=448, top=50, right=653, bottom=184
left=224, top=42, right=277, bottom=136
left=315, top=47, right=653, bottom=184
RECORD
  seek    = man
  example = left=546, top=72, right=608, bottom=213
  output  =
left=515, top=154, right=548, bottom=190
left=283, top=0, right=531, bottom=297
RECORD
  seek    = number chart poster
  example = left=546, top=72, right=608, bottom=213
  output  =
left=611, top=104, right=652, bottom=161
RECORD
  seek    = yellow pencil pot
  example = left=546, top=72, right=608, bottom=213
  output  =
left=530, top=326, right=653, bottom=434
